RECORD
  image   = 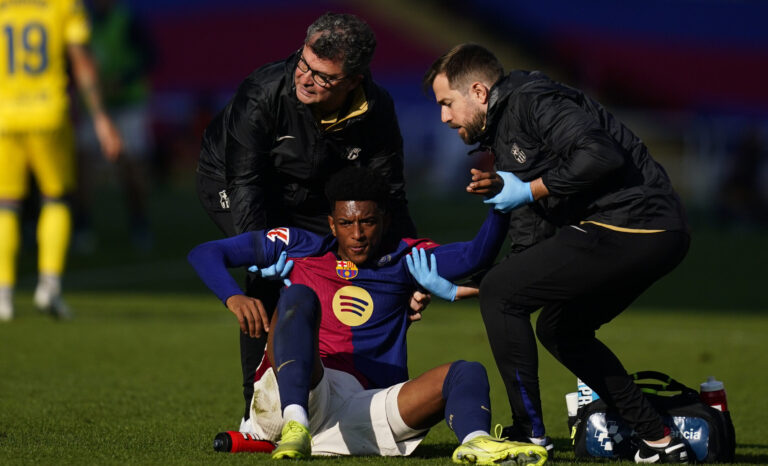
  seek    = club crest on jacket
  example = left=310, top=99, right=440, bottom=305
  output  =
left=346, top=147, right=361, bottom=160
left=511, top=143, right=526, bottom=164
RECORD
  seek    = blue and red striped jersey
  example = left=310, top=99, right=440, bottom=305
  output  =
left=188, top=208, right=509, bottom=388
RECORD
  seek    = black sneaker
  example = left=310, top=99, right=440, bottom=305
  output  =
left=634, top=437, right=689, bottom=463
left=500, top=425, right=554, bottom=457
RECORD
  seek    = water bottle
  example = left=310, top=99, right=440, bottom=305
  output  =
left=700, top=376, right=728, bottom=412
left=213, top=431, right=276, bottom=453
left=577, top=378, right=600, bottom=407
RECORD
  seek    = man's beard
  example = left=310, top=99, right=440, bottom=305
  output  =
left=460, top=110, right=485, bottom=144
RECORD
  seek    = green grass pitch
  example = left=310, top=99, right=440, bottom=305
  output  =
left=1, top=184, right=767, bottom=464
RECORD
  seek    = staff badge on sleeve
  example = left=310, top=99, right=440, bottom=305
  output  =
left=336, top=260, right=358, bottom=280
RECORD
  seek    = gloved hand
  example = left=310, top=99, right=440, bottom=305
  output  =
left=248, top=251, right=293, bottom=286
left=405, top=247, right=457, bottom=301
left=483, top=171, right=534, bottom=212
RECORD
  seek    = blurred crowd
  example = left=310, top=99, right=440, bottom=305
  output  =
left=66, top=0, right=768, bottom=250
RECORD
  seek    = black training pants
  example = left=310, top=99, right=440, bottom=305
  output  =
left=196, top=173, right=279, bottom=420
left=479, top=223, right=690, bottom=440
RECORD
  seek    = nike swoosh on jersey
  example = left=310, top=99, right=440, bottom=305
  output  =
left=276, top=135, right=296, bottom=141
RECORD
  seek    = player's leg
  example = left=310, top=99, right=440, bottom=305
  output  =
left=266, top=284, right=323, bottom=459
left=396, top=360, right=547, bottom=465
left=118, top=156, right=152, bottom=249
left=0, top=133, right=27, bottom=321
left=114, top=105, right=153, bottom=251
left=71, top=112, right=101, bottom=255
left=28, top=127, right=75, bottom=318
left=396, top=361, right=485, bottom=436
left=0, top=203, right=19, bottom=322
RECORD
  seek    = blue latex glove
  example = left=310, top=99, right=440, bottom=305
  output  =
left=483, top=171, right=534, bottom=212
left=405, top=247, right=457, bottom=301
left=248, top=251, right=293, bottom=286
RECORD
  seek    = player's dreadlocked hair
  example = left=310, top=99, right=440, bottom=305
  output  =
left=422, top=43, right=504, bottom=95
left=305, top=12, right=376, bottom=76
left=325, top=166, right=389, bottom=212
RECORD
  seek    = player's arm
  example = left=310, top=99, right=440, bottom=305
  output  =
left=454, top=286, right=479, bottom=300
left=405, top=208, right=508, bottom=301
left=187, top=233, right=270, bottom=337
left=67, top=44, right=122, bottom=161
left=429, top=208, right=509, bottom=280
left=406, top=248, right=478, bottom=301
left=188, top=228, right=323, bottom=335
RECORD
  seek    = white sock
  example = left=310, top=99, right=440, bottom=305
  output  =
left=38, top=273, right=61, bottom=289
left=282, top=404, right=309, bottom=428
left=529, top=436, right=548, bottom=446
left=461, top=430, right=489, bottom=444
left=239, top=417, right=253, bottom=433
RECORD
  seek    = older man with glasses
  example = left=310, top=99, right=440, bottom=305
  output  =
left=195, top=12, right=418, bottom=432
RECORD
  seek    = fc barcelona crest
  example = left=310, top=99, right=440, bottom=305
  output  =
left=511, top=143, right=526, bottom=164
left=336, top=260, right=359, bottom=280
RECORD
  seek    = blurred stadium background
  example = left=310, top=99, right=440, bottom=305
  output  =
left=134, top=0, right=768, bottom=211
left=3, top=1, right=768, bottom=463
left=35, top=0, right=764, bottom=309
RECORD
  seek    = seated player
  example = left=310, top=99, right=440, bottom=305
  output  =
left=188, top=167, right=548, bottom=465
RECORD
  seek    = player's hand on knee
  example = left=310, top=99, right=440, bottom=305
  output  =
left=466, top=168, right=503, bottom=196
left=225, top=294, right=270, bottom=337
left=248, top=251, right=294, bottom=286
left=408, top=290, right=431, bottom=322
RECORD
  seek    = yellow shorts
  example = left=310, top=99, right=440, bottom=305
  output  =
left=0, top=125, right=75, bottom=201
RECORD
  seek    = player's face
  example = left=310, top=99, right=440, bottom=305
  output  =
left=329, top=200, right=387, bottom=266
left=432, top=73, right=487, bottom=144
left=294, top=42, right=361, bottom=114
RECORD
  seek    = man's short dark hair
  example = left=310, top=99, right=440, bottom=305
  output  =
left=325, top=166, right=389, bottom=211
left=422, top=43, right=504, bottom=95
left=305, top=12, right=376, bottom=76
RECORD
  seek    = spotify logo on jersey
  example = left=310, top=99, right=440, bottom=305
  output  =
left=332, top=286, right=373, bottom=326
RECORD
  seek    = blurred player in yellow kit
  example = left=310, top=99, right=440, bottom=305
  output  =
left=0, top=0, right=121, bottom=321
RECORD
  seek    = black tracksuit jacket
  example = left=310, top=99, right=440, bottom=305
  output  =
left=197, top=51, right=415, bottom=238
left=479, top=71, right=688, bottom=252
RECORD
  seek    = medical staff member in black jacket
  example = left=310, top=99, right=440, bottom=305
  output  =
left=195, top=12, right=418, bottom=430
left=421, top=43, right=691, bottom=463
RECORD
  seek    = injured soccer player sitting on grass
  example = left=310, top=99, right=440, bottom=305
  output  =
left=188, top=166, right=548, bottom=464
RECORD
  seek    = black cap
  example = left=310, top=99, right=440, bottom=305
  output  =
left=213, top=432, right=232, bottom=452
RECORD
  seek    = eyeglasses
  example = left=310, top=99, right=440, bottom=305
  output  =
left=296, top=52, right=346, bottom=88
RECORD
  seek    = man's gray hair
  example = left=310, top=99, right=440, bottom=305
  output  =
left=305, top=12, right=376, bottom=76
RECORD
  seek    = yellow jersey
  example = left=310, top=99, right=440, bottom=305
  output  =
left=0, top=0, right=90, bottom=131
